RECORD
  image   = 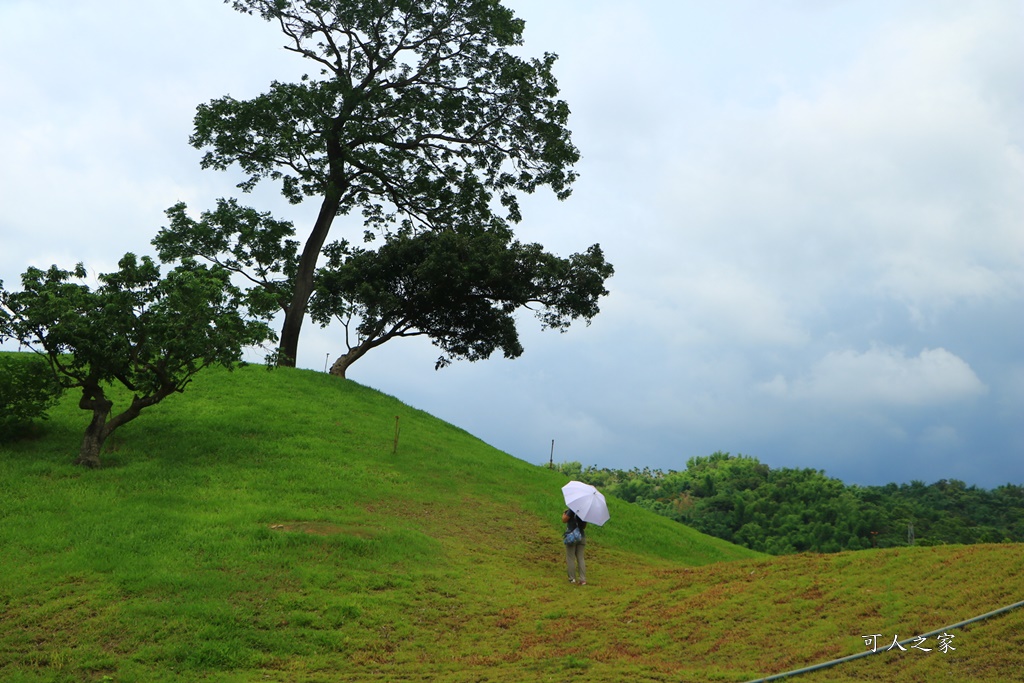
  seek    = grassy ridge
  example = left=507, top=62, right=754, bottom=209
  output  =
left=1, top=361, right=1023, bottom=681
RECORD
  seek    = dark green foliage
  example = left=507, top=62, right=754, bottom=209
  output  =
left=310, top=228, right=613, bottom=375
left=0, top=256, right=274, bottom=467
left=156, top=200, right=613, bottom=378
left=0, top=352, right=65, bottom=440
left=155, top=199, right=300, bottom=320
left=558, top=453, right=1024, bottom=554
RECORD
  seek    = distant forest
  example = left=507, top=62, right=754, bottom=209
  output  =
left=557, top=453, right=1024, bottom=554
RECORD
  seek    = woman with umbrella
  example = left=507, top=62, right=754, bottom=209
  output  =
left=561, top=481, right=610, bottom=586
left=562, top=508, right=588, bottom=584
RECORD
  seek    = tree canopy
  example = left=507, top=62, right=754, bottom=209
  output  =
left=180, top=0, right=593, bottom=367
left=0, top=255, right=274, bottom=467
left=155, top=199, right=613, bottom=377
left=310, top=228, right=612, bottom=377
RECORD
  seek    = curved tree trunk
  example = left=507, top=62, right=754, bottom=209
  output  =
left=278, top=194, right=337, bottom=366
left=277, top=138, right=347, bottom=367
left=328, top=327, right=404, bottom=378
left=76, top=414, right=108, bottom=468
left=75, top=384, right=176, bottom=468
left=329, top=347, right=367, bottom=378
left=76, top=391, right=113, bottom=468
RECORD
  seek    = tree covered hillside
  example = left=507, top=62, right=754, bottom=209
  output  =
left=559, top=453, right=1024, bottom=554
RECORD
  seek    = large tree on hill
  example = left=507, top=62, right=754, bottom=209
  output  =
left=0, top=255, right=274, bottom=468
left=154, top=199, right=613, bottom=377
left=184, top=0, right=588, bottom=367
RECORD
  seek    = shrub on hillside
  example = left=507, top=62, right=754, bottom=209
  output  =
left=0, top=353, right=65, bottom=441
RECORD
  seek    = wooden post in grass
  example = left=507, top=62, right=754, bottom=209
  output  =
left=549, top=439, right=555, bottom=469
left=393, top=416, right=401, bottom=454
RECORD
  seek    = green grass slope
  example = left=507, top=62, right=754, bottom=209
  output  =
left=1, top=361, right=1022, bottom=682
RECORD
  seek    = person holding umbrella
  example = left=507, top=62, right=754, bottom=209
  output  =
left=561, top=481, right=610, bottom=586
left=562, top=507, right=587, bottom=585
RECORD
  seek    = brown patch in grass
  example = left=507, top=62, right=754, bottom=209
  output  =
left=268, top=522, right=377, bottom=537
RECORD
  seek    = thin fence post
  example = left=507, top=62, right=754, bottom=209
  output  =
left=392, top=416, right=400, bottom=454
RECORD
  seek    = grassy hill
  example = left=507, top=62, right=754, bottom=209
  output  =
left=1, top=360, right=1022, bottom=682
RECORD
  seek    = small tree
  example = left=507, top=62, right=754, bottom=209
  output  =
left=0, top=255, right=274, bottom=467
left=0, top=351, right=65, bottom=441
left=311, top=228, right=613, bottom=377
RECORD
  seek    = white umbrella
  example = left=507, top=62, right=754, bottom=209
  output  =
left=562, top=480, right=610, bottom=526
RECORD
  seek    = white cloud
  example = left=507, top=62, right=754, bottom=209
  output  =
left=659, top=0, right=1024, bottom=326
left=761, top=346, right=987, bottom=407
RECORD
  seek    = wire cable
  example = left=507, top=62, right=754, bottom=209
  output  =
left=742, top=598, right=1024, bottom=682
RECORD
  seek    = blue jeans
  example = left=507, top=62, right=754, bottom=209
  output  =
left=565, top=541, right=586, bottom=583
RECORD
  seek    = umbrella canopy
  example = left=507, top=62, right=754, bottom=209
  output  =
left=562, top=480, right=610, bottom=526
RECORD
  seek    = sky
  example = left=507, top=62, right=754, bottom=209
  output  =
left=1, top=0, right=1022, bottom=488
